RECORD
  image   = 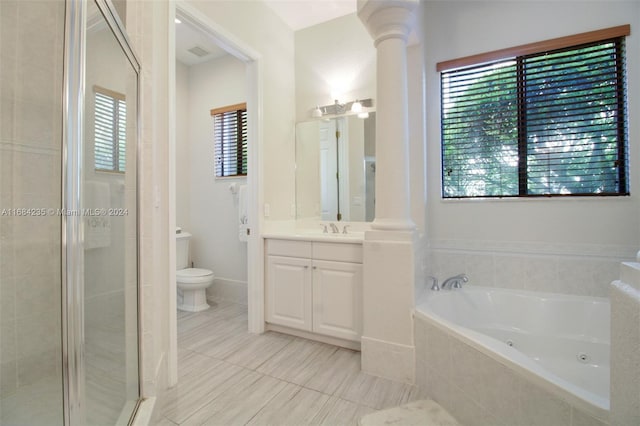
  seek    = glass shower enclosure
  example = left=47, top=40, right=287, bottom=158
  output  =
left=0, top=0, right=141, bottom=424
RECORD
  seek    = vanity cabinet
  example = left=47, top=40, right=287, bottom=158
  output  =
left=266, top=255, right=313, bottom=331
left=265, top=239, right=362, bottom=342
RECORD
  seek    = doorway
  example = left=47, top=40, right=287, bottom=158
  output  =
left=167, top=2, right=264, bottom=386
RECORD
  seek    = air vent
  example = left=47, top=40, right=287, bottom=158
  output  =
left=188, top=46, right=210, bottom=57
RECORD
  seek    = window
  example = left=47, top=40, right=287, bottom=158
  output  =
left=212, top=103, right=247, bottom=177
left=94, top=86, right=126, bottom=172
left=439, top=26, right=629, bottom=198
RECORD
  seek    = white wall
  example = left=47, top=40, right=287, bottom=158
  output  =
left=295, top=13, right=376, bottom=122
left=176, top=54, right=248, bottom=299
left=127, top=0, right=171, bottom=398
left=422, top=1, right=640, bottom=296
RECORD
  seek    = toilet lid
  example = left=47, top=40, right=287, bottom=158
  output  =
left=177, top=268, right=213, bottom=278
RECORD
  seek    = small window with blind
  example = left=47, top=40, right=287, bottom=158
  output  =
left=439, top=26, right=629, bottom=198
left=94, top=86, right=126, bottom=173
left=212, top=103, right=247, bottom=178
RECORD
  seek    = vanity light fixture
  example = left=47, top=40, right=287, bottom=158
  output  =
left=310, top=98, right=374, bottom=118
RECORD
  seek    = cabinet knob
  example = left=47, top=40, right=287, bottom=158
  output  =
left=313, top=266, right=317, bottom=270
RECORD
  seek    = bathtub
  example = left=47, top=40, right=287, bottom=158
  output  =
left=414, top=285, right=610, bottom=425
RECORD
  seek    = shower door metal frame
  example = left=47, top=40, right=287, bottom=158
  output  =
left=62, top=0, right=142, bottom=424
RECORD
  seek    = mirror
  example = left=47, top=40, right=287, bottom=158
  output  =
left=296, top=113, right=376, bottom=222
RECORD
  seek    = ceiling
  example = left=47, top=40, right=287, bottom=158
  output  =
left=175, top=18, right=228, bottom=66
left=175, top=0, right=357, bottom=66
left=263, top=0, right=357, bottom=32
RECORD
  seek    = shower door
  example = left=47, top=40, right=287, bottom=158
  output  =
left=80, top=1, right=140, bottom=424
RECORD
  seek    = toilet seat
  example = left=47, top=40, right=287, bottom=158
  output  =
left=177, top=268, right=214, bottom=284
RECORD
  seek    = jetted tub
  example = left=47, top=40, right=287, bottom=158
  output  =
left=414, top=285, right=610, bottom=424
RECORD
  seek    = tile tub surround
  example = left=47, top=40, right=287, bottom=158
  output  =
left=414, top=316, right=609, bottom=426
left=155, top=300, right=427, bottom=425
left=428, top=239, right=636, bottom=298
left=610, top=262, right=640, bottom=426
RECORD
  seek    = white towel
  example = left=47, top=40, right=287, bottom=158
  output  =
left=238, top=184, right=248, bottom=242
left=84, top=181, right=111, bottom=249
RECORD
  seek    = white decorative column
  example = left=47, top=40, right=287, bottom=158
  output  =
left=360, top=0, right=417, bottom=231
left=358, top=0, right=418, bottom=383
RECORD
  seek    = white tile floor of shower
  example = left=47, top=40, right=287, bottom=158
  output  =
left=156, top=300, right=426, bottom=426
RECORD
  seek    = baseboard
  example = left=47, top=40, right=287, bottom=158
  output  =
left=361, top=336, right=415, bottom=384
left=207, top=278, right=247, bottom=305
left=266, top=323, right=361, bottom=351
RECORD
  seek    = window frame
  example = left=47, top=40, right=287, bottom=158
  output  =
left=94, top=85, right=127, bottom=174
left=211, top=103, right=248, bottom=178
left=438, top=25, right=630, bottom=199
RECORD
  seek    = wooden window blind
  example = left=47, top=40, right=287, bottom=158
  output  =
left=211, top=103, right=247, bottom=178
left=440, top=27, right=629, bottom=198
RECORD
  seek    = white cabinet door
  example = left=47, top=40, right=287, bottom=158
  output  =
left=266, top=256, right=312, bottom=331
left=312, top=260, right=362, bottom=341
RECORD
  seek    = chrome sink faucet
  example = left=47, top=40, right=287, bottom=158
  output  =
left=329, top=223, right=339, bottom=233
left=441, top=274, right=469, bottom=290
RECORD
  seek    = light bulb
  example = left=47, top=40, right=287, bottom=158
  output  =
left=311, top=106, right=323, bottom=118
left=351, top=100, right=363, bottom=113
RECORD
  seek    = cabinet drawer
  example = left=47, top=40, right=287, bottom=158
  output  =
left=266, top=239, right=312, bottom=258
left=313, top=242, right=362, bottom=263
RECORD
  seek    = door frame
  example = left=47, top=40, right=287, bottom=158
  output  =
left=167, top=0, right=265, bottom=386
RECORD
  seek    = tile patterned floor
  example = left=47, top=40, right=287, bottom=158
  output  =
left=156, top=300, right=426, bottom=425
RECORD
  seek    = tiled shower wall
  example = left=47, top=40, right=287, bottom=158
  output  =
left=427, top=239, right=636, bottom=298
left=0, top=0, right=65, bottom=405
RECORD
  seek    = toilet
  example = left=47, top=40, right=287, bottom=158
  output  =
left=176, top=231, right=214, bottom=312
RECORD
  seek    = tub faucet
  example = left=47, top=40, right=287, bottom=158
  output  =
left=429, top=276, right=440, bottom=291
left=329, top=223, right=339, bottom=233
left=441, top=274, right=469, bottom=290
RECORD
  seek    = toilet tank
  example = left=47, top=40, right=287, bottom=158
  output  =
left=176, top=231, right=192, bottom=270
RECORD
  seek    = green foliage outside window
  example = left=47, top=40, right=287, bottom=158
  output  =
left=441, top=39, right=627, bottom=198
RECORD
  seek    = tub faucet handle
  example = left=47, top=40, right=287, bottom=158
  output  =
left=442, top=273, right=469, bottom=290
left=429, top=276, right=440, bottom=291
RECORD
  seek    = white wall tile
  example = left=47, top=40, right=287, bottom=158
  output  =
left=428, top=239, right=633, bottom=297
left=518, top=380, right=572, bottom=426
